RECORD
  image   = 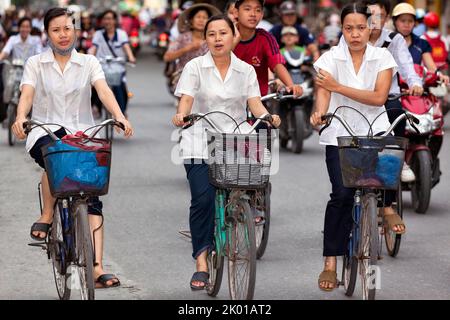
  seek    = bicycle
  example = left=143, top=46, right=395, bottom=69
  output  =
left=25, top=119, right=124, bottom=300
left=97, top=56, right=135, bottom=140
left=320, top=108, right=419, bottom=300
left=252, top=91, right=296, bottom=259
left=1, top=59, right=24, bottom=146
left=182, top=111, right=276, bottom=300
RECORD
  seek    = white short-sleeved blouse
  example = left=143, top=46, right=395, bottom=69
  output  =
left=21, top=49, right=105, bottom=152
left=314, top=41, right=398, bottom=146
left=175, top=51, right=261, bottom=159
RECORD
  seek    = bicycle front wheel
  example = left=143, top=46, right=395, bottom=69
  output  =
left=228, top=199, right=257, bottom=300
left=50, top=201, right=71, bottom=300
left=7, top=102, right=16, bottom=146
left=73, top=202, right=95, bottom=300
left=359, top=194, right=379, bottom=300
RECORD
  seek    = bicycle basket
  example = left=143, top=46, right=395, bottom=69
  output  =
left=102, top=62, right=123, bottom=87
left=337, top=136, right=408, bottom=190
left=207, top=131, right=273, bottom=189
left=3, top=67, right=23, bottom=102
left=42, top=138, right=112, bottom=198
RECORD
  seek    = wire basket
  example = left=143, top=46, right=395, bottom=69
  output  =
left=3, top=67, right=23, bottom=102
left=102, top=62, right=123, bottom=87
left=207, top=131, right=273, bottom=189
left=337, top=136, right=408, bottom=190
left=42, top=138, right=112, bottom=198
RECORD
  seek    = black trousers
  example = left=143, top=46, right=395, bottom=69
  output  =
left=323, top=146, right=355, bottom=257
left=385, top=98, right=406, bottom=137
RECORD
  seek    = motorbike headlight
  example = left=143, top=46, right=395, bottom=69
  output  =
left=406, top=110, right=434, bottom=135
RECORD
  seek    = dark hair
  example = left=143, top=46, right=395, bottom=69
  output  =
left=361, top=0, right=391, bottom=15
left=18, top=17, right=32, bottom=28
left=188, top=7, right=211, bottom=21
left=44, top=7, right=74, bottom=32
left=204, top=15, right=236, bottom=37
left=235, top=0, right=265, bottom=10
left=341, top=2, right=372, bottom=24
left=101, top=9, right=118, bottom=21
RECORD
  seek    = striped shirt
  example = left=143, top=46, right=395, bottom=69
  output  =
left=234, top=28, right=285, bottom=96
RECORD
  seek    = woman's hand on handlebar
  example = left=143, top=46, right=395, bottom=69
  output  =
left=12, top=117, right=28, bottom=140
left=406, top=85, right=424, bottom=96
left=269, top=114, right=281, bottom=128
left=115, top=117, right=134, bottom=138
left=172, top=113, right=187, bottom=127
left=310, top=111, right=326, bottom=127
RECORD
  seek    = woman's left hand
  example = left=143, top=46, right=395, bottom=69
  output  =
left=115, top=117, right=134, bottom=138
left=438, top=73, right=450, bottom=85
left=316, top=70, right=340, bottom=92
left=270, top=114, right=281, bottom=128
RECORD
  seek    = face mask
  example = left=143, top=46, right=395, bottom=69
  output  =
left=48, top=36, right=77, bottom=56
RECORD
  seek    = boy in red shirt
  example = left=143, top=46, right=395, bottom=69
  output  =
left=233, top=0, right=303, bottom=97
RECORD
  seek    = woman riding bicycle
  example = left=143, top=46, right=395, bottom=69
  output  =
left=12, top=7, right=133, bottom=289
left=90, top=10, right=136, bottom=116
left=310, top=3, right=405, bottom=292
left=391, top=3, right=449, bottom=85
left=172, top=15, right=280, bottom=291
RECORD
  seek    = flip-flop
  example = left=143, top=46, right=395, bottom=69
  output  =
left=318, top=270, right=337, bottom=292
left=384, top=214, right=406, bottom=235
left=96, top=274, right=121, bottom=289
left=30, top=222, right=51, bottom=241
left=190, top=271, right=209, bottom=291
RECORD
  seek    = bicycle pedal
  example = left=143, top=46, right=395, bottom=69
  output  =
left=28, top=242, right=47, bottom=250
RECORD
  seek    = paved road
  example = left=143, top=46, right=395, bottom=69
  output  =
left=1, top=49, right=450, bottom=300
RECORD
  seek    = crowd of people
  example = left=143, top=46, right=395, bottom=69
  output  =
left=1, top=0, right=450, bottom=294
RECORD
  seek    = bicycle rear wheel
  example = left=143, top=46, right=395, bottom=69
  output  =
left=255, top=183, right=271, bottom=259
left=228, top=199, right=257, bottom=300
left=73, top=202, right=95, bottom=300
left=50, top=201, right=71, bottom=300
left=385, top=184, right=403, bottom=257
left=359, top=194, right=379, bottom=300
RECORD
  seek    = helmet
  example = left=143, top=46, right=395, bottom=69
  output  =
left=415, top=8, right=426, bottom=20
left=424, top=12, right=440, bottom=28
left=392, top=3, right=416, bottom=18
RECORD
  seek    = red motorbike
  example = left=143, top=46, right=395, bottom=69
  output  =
left=393, top=65, right=444, bottom=213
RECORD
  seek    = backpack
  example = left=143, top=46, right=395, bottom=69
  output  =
left=424, top=33, right=449, bottom=68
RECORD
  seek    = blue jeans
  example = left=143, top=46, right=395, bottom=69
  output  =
left=112, top=81, right=128, bottom=114
left=184, top=160, right=216, bottom=259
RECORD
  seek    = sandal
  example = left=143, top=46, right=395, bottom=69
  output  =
left=384, top=214, right=406, bottom=235
left=190, top=271, right=209, bottom=291
left=96, top=274, right=121, bottom=289
left=30, top=222, right=51, bottom=241
left=318, top=270, right=337, bottom=292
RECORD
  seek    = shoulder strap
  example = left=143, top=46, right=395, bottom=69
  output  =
left=102, top=30, right=117, bottom=58
left=382, top=32, right=398, bottom=48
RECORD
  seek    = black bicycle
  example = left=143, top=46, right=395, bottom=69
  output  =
left=26, top=119, right=124, bottom=300
left=321, top=108, right=419, bottom=300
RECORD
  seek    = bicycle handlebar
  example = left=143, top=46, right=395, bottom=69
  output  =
left=320, top=110, right=420, bottom=137
left=23, top=119, right=125, bottom=140
left=182, top=111, right=273, bottom=134
left=387, top=92, right=428, bottom=100
left=98, top=56, right=135, bottom=68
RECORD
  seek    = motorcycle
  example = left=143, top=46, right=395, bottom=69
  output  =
left=277, top=52, right=315, bottom=153
left=155, top=30, right=170, bottom=60
left=129, top=28, right=141, bottom=56
left=396, top=64, right=444, bottom=214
